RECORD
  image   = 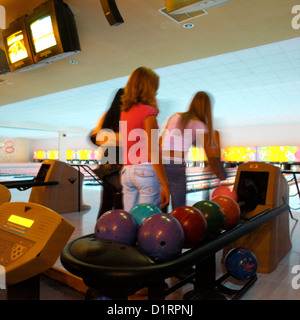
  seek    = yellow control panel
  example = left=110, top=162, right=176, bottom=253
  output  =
left=0, top=202, right=74, bottom=285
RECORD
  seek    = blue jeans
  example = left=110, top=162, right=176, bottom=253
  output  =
left=121, top=163, right=162, bottom=212
left=164, top=163, right=186, bottom=211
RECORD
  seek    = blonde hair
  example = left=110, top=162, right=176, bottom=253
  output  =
left=121, top=66, right=159, bottom=111
left=180, top=91, right=216, bottom=145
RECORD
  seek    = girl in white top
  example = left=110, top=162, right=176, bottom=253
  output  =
left=161, top=91, right=226, bottom=210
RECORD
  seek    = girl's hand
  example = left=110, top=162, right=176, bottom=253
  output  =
left=160, top=184, right=170, bottom=209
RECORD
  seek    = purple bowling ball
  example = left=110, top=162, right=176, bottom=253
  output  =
left=137, top=213, right=185, bottom=262
left=95, top=209, right=138, bottom=245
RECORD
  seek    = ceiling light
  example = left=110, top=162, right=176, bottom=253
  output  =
left=183, top=23, right=194, bottom=28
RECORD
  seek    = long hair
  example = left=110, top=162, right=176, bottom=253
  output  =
left=180, top=91, right=215, bottom=145
left=121, top=66, right=159, bottom=111
left=102, top=88, right=124, bottom=132
left=90, top=88, right=123, bottom=141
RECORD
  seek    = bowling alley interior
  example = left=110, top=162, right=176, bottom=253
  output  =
left=0, top=0, right=300, bottom=302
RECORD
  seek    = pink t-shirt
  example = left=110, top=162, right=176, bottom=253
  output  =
left=162, top=113, right=207, bottom=154
left=120, top=103, right=158, bottom=165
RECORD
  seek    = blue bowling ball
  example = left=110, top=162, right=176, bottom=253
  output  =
left=137, top=213, right=184, bottom=262
left=94, top=209, right=138, bottom=245
left=130, top=203, right=161, bottom=226
left=225, top=247, right=258, bottom=281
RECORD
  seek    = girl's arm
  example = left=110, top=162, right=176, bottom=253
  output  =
left=90, top=111, right=108, bottom=145
left=144, top=115, right=170, bottom=208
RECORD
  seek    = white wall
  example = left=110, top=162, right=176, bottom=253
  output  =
left=217, top=123, right=300, bottom=147
left=30, top=134, right=95, bottom=152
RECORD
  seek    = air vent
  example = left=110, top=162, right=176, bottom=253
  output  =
left=159, top=7, right=207, bottom=23
left=165, top=0, right=231, bottom=14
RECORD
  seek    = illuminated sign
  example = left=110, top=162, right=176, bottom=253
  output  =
left=34, top=150, right=47, bottom=160
left=47, top=150, right=59, bottom=160
left=257, top=146, right=300, bottom=163
left=221, top=147, right=256, bottom=162
left=188, top=147, right=207, bottom=162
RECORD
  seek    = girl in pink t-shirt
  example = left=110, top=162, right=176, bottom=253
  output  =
left=120, top=67, right=170, bottom=211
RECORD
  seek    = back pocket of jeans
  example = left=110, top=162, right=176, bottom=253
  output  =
left=136, top=168, right=154, bottom=177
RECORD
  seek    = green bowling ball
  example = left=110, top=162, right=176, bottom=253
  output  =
left=193, top=200, right=225, bottom=239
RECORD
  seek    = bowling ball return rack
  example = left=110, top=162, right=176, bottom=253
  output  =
left=0, top=179, right=59, bottom=191
left=61, top=203, right=289, bottom=300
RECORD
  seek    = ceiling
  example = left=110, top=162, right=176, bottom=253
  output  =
left=0, top=0, right=299, bottom=139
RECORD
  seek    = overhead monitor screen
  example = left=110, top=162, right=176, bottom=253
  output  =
left=6, top=30, right=29, bottom=64
left=30, top=15, right=57, bottom=53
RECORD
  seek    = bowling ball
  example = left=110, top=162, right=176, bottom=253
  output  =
left=95, top=209, right=138, bottom=246
left=171, top=206, right=207, bottom=248
left=211, top=195, right=240, bottom=230
left=211, top=186, right=238, bottom=202
left=130, top=203, right=161, bottom=226
left=86, top=289, right=113, bottom=300
left=193, top=200, right=225, bottom=238
left=225, top=247, right=258, bottom=281
left=137, top=213, right=184, bottom=262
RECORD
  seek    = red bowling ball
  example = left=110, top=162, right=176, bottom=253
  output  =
left=211, top=195, right=240, bottom=230
left=211, top=186, right=238, bottom=202
left=171, top=206, right=207, bottom=248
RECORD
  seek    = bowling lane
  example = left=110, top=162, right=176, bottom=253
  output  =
left=185, top=166, right=236, bottom=207
left=186, top=166, right=236, bottom=194
left=2, top=162, right=299, bottom=211
left=0, top=163, right=41, bottom=181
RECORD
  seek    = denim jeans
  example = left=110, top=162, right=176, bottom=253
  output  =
left=164, top=163, right=186, bottom=211
left=121, top=163, right=162, bottom=212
